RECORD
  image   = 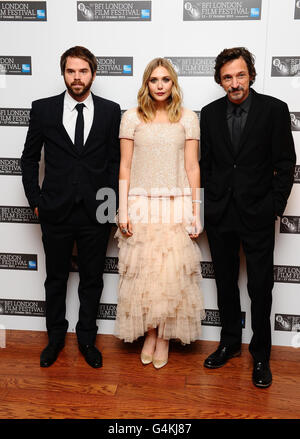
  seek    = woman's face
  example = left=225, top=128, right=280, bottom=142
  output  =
left=148, top=66, right=173, bottom=103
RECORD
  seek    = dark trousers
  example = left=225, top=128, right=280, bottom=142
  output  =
left=40, top=202, right=111, bottom=345
left=205, top=200, right=275, bottom=362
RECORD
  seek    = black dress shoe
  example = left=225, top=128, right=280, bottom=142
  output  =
left=40, top=342, right=64, bottom=367
left=79, top=344, right=103, bottom=368
left=204, top=345, right=241, bottom=369
left=252, top=361, right=272, bottom=388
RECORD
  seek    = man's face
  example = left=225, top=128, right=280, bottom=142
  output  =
left=63, top=56, right=95, bottom=101
left=220, top=57, right=252, bottom=104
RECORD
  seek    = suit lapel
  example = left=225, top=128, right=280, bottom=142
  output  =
left=82, top=93, right=106, bottom=155
left=53, top=92, right=78, bottom=154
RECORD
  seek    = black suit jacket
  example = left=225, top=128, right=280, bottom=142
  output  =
left=200, top=89, right=296, bottom=230
left=21, top=92, right=121, bottom=224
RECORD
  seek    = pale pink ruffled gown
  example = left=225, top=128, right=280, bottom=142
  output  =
left=114, top=108, right=205, bottom=344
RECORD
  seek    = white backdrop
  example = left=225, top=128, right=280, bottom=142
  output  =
left=0, top=0, right=299, bottom=348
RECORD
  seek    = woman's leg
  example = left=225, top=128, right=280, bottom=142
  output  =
left=141, top=328, right=157, bottom=364
left=153, top=323, right=169, bottom=369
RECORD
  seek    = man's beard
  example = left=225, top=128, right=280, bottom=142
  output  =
left=65, top=78, right=93, bottom=99
left=227, top=85, right=245, bottom=100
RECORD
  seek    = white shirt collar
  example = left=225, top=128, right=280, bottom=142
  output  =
left=64, top=90, right=93, bottom=111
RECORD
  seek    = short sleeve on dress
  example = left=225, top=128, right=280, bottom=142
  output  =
left=119, top=108, right=140, bottom=139
left=181, top=109, right=200, bottom=140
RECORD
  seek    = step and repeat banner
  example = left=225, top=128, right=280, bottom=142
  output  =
left=0, top=0, right=299, bottom=348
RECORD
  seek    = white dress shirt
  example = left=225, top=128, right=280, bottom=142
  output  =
left=63, top=91, right=94, bottom=145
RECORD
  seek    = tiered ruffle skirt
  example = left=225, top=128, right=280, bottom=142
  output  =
left=114, top=197, right=205, bottom=344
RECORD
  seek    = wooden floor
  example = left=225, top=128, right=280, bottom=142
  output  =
left=0, top=330, right=300, bottom=420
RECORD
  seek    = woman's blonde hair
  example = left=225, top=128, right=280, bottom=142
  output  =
left=137, top=58, right=182, bottom=123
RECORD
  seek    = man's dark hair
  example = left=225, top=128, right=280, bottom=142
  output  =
left=60, top=46, right=98, bottom=75
left=214, top=47, right=256, bottom=86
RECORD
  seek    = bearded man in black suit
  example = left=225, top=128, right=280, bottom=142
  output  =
left=200, top=47, right=296, bottom=387
left=21, top=46, right=120, bottom=368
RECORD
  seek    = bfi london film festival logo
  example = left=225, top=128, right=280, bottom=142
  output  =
left=0, top=299, right=45, bottom=317
left=0, top=206, right=39, bottom=224
left=165, top=57, right=215, bottom=77
left=271, top=57, right=300, bottom=90
left=0, top=253, right=37, bottom=271
left=275, top=314, right=300, bottom=332
left=0, top=56, right=31, bottom=75
left=0, top=298, right=46, bottom=347
left=77, top=1, right=151, bottom=21
left=0, top=108, right=30, bottom=126
left=271, top=264, right=300, bottom=349
left=200, top=261, right=215, bottom=279
left=274, top=265, right=300, bottom=284
left=0, top=1, right=47, bottom=21
left=183, top=0, right=262, bottom=21
left=275, top=314, right=300, bottom=348
left=0, top=158, right=22, bottom=176
left=96, top=57, right=133, bottom=76
left=203, top=309, right=246, bottom=328
left=290, top=112, right=300, bottom=131
left=0, top=297, right=115, bottom=322
left=0, top=298, right=45, bottom=349
left=271, top=57, right=300, bottom=77
left=295, top=0, right=300, bottom=19
left=97, top=303, right=117, bottom=320
left=280, top=216, right=300, bottom=234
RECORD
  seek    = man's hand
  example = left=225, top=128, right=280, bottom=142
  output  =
left=34, top=207, right=39, bottom=218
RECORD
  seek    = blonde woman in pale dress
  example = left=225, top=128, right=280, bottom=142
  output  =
left=115, top=58, right=205, bottom=369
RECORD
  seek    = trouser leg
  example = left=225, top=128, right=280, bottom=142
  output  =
left=41, top=221, right=74, bottom=344
left=206, top=225, right=242, bottom=348
left=75, top=210, right=111, bottom=345
left=241, top=224, right=275, bottom=362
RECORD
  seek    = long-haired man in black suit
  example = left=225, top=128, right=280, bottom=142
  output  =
left=21, top=46, right=120, bottom=368
left=200, top=47, right=296, bottom=387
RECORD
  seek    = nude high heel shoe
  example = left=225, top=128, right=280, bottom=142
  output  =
left=140, top=352, right=153, bottom=365
left=153, top=339, right=169, bottom=369
left=140, top=329, right=156, bottom=365
left=152, top=356, right=168, bottom=369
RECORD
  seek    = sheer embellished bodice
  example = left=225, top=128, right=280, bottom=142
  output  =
left=119, top=108, right=200, bottom=196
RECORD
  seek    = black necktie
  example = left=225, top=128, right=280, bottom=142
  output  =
left=231, top=105, right=242, bottom=153
left=74, top=103, right=85, bottom=151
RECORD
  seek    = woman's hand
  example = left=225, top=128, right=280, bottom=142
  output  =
left=188, top=215, right=202, bottom=239
left=119, top=217, right=133, bottom=237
